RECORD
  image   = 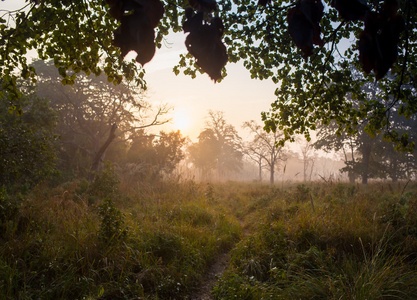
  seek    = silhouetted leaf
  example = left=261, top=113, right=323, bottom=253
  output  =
left=106, top=0, right=124, bottom=19
left=359, top=2, right=404, bottom=80
left=258, top=0, right=272, bottom=7
left=184, top=12, right=227, bottom=81
left=112, top=0, right=164, bottom=65
left=331, top=0, right=369, bottom=21
left=358, top=31, right=374, bottom=74
left=189, top=0, right=217, bottom=13
left=287, top=0, right=324, bottom=58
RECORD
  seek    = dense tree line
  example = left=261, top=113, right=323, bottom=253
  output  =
left=0, top=60, right=185, bottom=189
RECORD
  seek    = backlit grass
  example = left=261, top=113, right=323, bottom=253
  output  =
left=1, top=175, right=416, bottom=299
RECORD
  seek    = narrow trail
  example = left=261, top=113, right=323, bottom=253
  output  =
left=190, top=252, right=230, bottom=300
left=190, top=221, right=251, bottom=299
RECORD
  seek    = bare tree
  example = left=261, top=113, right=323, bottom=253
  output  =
left=243, top=138, right=266, bottom=182
left=243, top=120, right=286, bottom=184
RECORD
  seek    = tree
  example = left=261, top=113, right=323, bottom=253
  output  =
left=0, top=91, right=57, bottom=189
left=2, top=0, right=417, bottom=150
left=300, top=139, right=315, bottom=182
left=315, top=118, right=417, bottom=183
left=188, top=129, right=219, bottom=180
left=33, top=60, right=168, bottom=179
left=314, top=69, right=417, bottom=183
left=378, top=112, right=417, bottom=181
left=379, top=139, right=417, bottom=181
left=153, top=130, right=187, bottom=175
left=124, top=129, right=187, bottom=181
left=242, top=136, right=266, bottom=182
left=189, top=111, right=242, bottom=180
left=315, top=119, right=386, bottom=184
left=243, top=120, right=286, bottom=184
left=314, top=120, right=358, bottom=183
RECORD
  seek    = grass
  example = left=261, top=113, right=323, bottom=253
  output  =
left=0, top=175, right=417, bottom=299
left=213, top=182, right=417, bottom=299
left=0, top=175, right=242, bottom=299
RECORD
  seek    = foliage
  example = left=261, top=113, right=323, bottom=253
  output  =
left=88, top=161, right=121, bottom=200
left=0, top=91, right=57, bottom=189
left=189, top=111, right=242, bottom=180
left=295, top=183, right=311, bottom=202
left=0, top=177, right=416, bottom=299
left=0, top=0, right=144, bottom=110
left=0, top=187, right=22, bottom=237
left=314, top=115, right=417, bottom=184
left=213, top=182, right=417, bottom=299
left=124, top=129, right=186, bottom=181
left=153, top=130, right=187, bottom=174
left=2, top=0, right=416, bottom=149
left=32, top=60, right=168, bottom=179
left=98, top=197, right=127, bottom=245
left=0, top=178, right=242, bottom=299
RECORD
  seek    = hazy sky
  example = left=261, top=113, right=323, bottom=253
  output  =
left=1, top=1, right=278, bottom=141
left=144, top=33, right=277, bottom=140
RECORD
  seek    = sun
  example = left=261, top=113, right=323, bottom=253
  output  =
left=172, top=109, right=191, bottom=132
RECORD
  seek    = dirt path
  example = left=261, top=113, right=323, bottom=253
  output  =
left=190, top=253, right=230, bottom=300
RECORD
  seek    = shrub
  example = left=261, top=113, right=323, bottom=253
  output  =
left=0, top=187, right=22, bottom=238
left=98, top=198, right=127, bottom=245
left=88, top=162, right=120, bottom=204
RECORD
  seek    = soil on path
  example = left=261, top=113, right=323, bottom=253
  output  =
left=190, top=253, right=230, bottom=300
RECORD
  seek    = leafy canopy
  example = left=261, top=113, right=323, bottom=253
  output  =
left=1, top=0, right=416, bottom=150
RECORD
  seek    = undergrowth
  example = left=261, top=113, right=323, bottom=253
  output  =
left=213, top=182, right=417, bottom=299
left=1, top=176, right=416, bottom=299
left=0, top=170, right=242, bottom=299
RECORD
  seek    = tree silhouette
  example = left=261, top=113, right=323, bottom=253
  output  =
left=243, top=120, right=286, bottom=184
left=189, top=111, right=242, bottom=180
left=1, top=0, right=416, bottom=149
left=33, top=60, right=168, bottom=179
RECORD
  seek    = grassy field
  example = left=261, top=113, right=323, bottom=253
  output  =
left=1, top=169, right=416, bottom=299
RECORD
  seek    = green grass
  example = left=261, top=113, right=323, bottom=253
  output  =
left=0, top=177, right=242, bottom=299
left=0, top=177, right=417, bottom=299
left=213, top=182, right=417, bottom=299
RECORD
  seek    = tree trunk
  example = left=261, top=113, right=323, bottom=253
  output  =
left=89, top=123, right=117, bottom=181
left=258, top=158, right=262, bottom=182
left=303, top=158, right=308, bottom=182
left=270, top=161, right=275, bottom=185
left=348, top=171, right=355, bottom=184
left=391, top=159, right=398, bottom=182
left=361, top=142, right=371, bottom=185
left=309, top=159, right=315, bottom=181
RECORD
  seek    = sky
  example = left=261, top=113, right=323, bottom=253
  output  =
left=133, top=44, right=331, bottom=158
left=1, top=0, right=278, bottom=142
left=143, top=33, right=277, bottom=140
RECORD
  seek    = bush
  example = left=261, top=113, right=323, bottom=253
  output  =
left=0, top=187, right=22, bottom=237
left=88, top=162, right=120, bottom=204
left=98, top=198, right=127, bottom=245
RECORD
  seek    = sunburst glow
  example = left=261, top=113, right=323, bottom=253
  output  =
left=173, top=109, right=191, bottom=132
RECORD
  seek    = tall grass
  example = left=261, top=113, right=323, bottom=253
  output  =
left=0, top=173, right=243, bottom=299
left=213, top=182, right=417, bottom=299
left=1, top=177, right=416, bottom=299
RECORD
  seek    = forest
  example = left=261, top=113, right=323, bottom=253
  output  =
left=1, top=0, right=417, bottom=299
